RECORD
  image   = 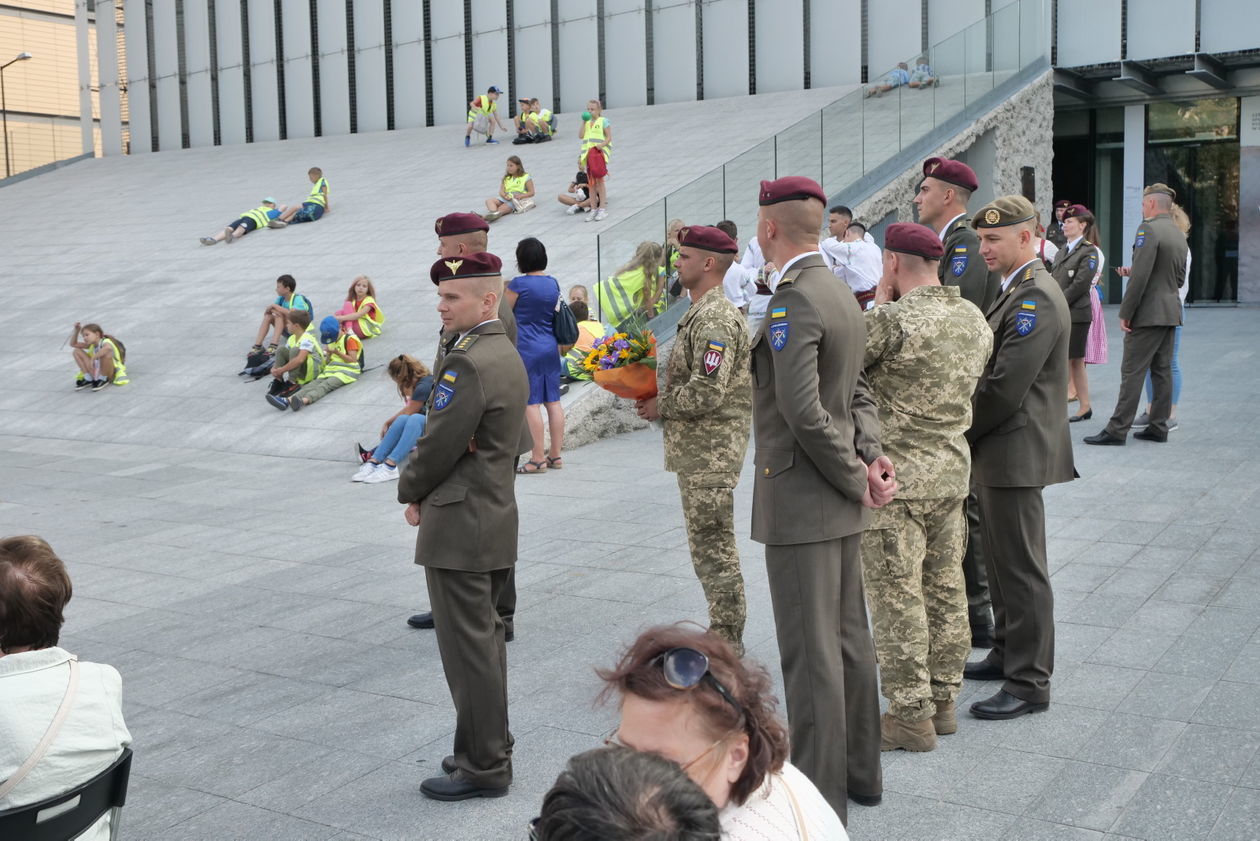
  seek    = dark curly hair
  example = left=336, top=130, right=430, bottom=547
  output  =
left=597, top=623, right=789, bottom=806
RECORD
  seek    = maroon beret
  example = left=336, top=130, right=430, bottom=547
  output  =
left=679, top=224, right=738, bottom=254
left=434, top=212, right=489, bottom=237
left=430, top=252, right=503, bottom=285
left=883, top=222, right=944, bottom=259
left=922, top=157, right=978, bottom=192
left=759, top=176, right=827, bottom=206
left=1054, top=199, right=1073, bottom=209
left=1062, top=204, right=1093, bottom=221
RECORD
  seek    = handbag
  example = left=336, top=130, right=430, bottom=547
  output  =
left=552, top=279, right=579, bottom=345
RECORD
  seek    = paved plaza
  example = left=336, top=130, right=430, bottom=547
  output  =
left=0, top=305, right=1256, bottom=840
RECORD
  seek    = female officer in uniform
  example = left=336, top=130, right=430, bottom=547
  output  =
left=1050, top=204, right=1104, bottom=422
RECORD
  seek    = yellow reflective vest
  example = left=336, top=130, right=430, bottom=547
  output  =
left=319, top=333, right=362, bottom=384
left=581, top=116, right=611, bottom=163
left=242, top=205, right=273, bottom=228
left=287, top=326, right=326, bottom=385
left=503, top=173, right=531, bottom=196
left=594, top=266, right=664, bottom=328
left=468, top=95, right=497, bottom=118
left=91, top=337, right=129, bottom=385
left=352, top=295, right=384, bottom=338
left=307, top=176, right=328, bottom=207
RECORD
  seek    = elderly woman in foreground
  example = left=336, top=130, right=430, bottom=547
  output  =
left=598, top=624, right=849, bottom=840
left=0, top=535, right=132, bottom=841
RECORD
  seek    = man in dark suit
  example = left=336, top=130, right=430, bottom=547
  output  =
left=912, top=156, right=1000, bottom=650
left=963, top=196, right=1075, bottom=720
left=1085, top=183, right=1188, bottom=446
left=399, top=253, right=529, bottom=801
left=750, top=175, right=896, bottom=823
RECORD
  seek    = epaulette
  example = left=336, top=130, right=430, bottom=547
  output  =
left=452, top=334, right=480, bottom=353
left=777, top=276, right=795, bottom=287
left=1022, top=265, right=1034, bottom=281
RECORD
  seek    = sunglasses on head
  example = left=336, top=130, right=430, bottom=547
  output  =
left=654, top=646, right=744, bottom=721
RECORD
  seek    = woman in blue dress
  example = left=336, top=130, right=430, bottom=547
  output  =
left=506, top=237, right=566, bottom=474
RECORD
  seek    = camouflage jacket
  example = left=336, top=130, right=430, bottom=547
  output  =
left=658, top=285, right=752, bottom=475
left=863, top=285, right=992, bottom=499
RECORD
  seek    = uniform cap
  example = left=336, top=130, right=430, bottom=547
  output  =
left=971, top=195, right=1037, bottom=229
left=1143, top=182, right=1176, bottom=200
left=319, top=316, right=340, bottom=343
left=758, top=176, right=827, bottom=206
left=1054, top=198, right=1073, bottom=209
left=679, top=224, right=738, bottom=254
left=883, top=222, right=944, bottom=259
left=430, top=252, right=503, bottom=285
left=1062, top=204, right=1094, bottom=221
left=921, top=157, right=978, bottom=192
left=488, top=85, right=504, bottom=94
left=435, top=212, right=490, bottom=237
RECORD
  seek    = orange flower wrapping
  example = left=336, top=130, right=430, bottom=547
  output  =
left=593, top=361, right=658, bottom=400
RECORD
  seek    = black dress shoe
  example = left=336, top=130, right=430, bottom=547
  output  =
left=1068, top=409, right=1093, bottom=423
left=1133, top=428, right=1168, bottom=442
left=420, top=772, right=509, bottom=801
left=963, top=659, right=1004, bottom=681
left=970, top=624, right=995, bottom=649
left=849, top=791, right=882, bottom=807
left=441, top=755, right=456, bottom=774
left=1084, top=430, right=1126, bottom=446
left=970, top=689, right=1049, bottom=720
left=407, top=612, right=435, bottom=629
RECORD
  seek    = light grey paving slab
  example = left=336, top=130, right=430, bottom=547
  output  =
left=1110, top=773, right=1233, bottom=841
left=122, top=775, right=230, bottom=837
left=943, top=746, right=1066, bottom=815
left=1026, top=760, right=1148, bottom=832
left=1073, top=712, right=1185, bottom=772
left=1051, top=662, right=1148, bottom=712
left=1000, top=819, right=1107, bottom=840
left=1192, top=681, right=1260, bottom=732
left=1155, top=724, right=1260, bottom=785
left=163, top=800, right=344, bottom=841
left=1087, top=627, right=1178, bottom=670
left=1206, top=787, right=1260, bottom=841
left=1121, top=670, right=1214, bottom=722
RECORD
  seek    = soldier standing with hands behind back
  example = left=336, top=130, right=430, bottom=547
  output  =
left=1085, top=183, right=1188, bottom=446
left=636, top=225, right=752, bottom=652
left=750, top=176, right=896, bottom=824
left=399, top=253, right=528, bottom=802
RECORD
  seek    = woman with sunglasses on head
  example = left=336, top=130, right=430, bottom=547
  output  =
left=598, top=624, right=848, bottom=839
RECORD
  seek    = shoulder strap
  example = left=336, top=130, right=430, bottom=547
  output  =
left=0, top=657, right=80, bottom=799
left=779, top=771, right=811, bottom=841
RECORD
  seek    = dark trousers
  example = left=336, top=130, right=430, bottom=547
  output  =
left=975, top=484, right=1054, bottom=704
left=766, top=535, right=881, bottom=825
left=426, top=565, right=513, bottom=788
left=1105, top=325, right=1176, bottom=437
left=963, top=484, right=992, bottom=630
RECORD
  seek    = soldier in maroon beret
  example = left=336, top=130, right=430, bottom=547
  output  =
left=1047, top=199, right=1073, bottom=249
left=751, top=175, right=893, bottom=821
left=402, top=251, right=528, bottom=803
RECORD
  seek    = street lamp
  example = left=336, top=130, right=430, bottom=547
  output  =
left=1, top=52, right=33, bottom=179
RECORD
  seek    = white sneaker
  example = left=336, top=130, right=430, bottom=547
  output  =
left=595, top=209, right=608, bottom=221
left=585, top=209, right=598, bottom=222
left=566, top=204, right=582, bottom=215
left=364, top=463, right=399, bottom=484
left=352, top=462, right=378, bottom=482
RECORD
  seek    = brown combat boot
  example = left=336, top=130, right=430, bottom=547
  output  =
left=879, top=713, right=937, bottom=752
left=933, top=700, right=957, bottom=735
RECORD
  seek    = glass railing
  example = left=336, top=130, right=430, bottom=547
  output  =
left=593, top=0, right=1048, bottom=323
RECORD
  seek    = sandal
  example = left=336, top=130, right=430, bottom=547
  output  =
left=516, top=460, right=548, bottom=475
left=546, top=456, right=564, bottom=470
left=267, top=343, right=278, bottom=353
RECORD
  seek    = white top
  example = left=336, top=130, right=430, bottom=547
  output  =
left=819, top=235, right=882, bottom=303
left=739, top=236, right=765, bottom=272
left=1036, top=237, right=1059, bottom=265
left=720, top=763, right=849, bottom=841
left=723, top=260, right=756, bottom=308
left=0, top=648, right=132, bottom=841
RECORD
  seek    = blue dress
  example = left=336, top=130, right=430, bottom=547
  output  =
left=507, top=274, right=562, bottom=404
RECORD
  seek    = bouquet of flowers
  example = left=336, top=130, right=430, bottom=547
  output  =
left=581, top=318, right=658, bottom=400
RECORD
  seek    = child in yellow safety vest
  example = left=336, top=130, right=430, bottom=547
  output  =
left=279, top=167, right=330, bottom=224
left=465, top=86, right=508, bottom=146
left=270, top=317, right=362, bottom=411
left=267, top=309, right=324, bottom=401
left=199, top=198, right=286, bottom=245
left=579, top=99, right=612, bottom=221
left=482, top=156, right=536, bottom=221
left=69, top=322, right=128, bottom=391
left=335, top=275, right=385, bottom=339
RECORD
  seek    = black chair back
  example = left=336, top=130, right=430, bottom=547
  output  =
left=0, top=747, right=133, bottom=841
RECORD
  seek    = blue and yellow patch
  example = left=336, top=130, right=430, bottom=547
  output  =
left=1087, top=254, right=1098, bottom=272
left=433, top=370, right=458, bottom=410
left=950, top=246, right=968, bottom=277
left=1021, top=300, right=1036, bottom=311
left=1135, top=229, right=1146, bottom=248
left=1015, top=311, right=1036, bottom=336
left=770, top=307, right=787, bottom=319
left=769, top=320, right=789, bottom=351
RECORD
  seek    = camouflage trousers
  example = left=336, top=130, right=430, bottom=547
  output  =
left=678, top=472, right=747, bottom=651
left=860, top=496, right=969, bottom=723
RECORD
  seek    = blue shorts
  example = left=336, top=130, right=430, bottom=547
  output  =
left=291, top=202, right=325, bottom=224
left=228, top=217, right=258, bottom=232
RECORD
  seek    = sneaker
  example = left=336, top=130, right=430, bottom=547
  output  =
left=278, top=382, right=301, bottom=398
left=364, top=463, right=399, bottom=483
left=464, top=136, right=471, bottom=147
left=356, top=443, right=374, bottom=463
left=290, top=397, right=304, bottom=411
left=595, top=209, right=608, bottom=221
left=266, top=394, right=289, bottom=410
left=1168, top=420, right=1179, bottom=432
left=566, top=204, right=582, bottom=215
left=352, top=462, right=379, bottom=482
left=1132, top=412, right=1150, bottom=429
left=267, top=219, right=287, bottom=229
left=266, top=379, right=284, bottom=396
left=75, top=377, right=90, bottom=390
left=486, top=137, right=499, bottom=144
left=585, top=209, right=598, bottom=222
left=223, top=226, right=235, bottom=244
left=200, top=236, right=217, bottom=246
left=91, top=379, right=109, bottom=391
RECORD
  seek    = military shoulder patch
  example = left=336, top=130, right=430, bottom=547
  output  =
left=1087, top=254, right=1098, bottom=272
left=1021, top=299, right=1036, bottom=310
left=950, top=246, right=968, bottom=277
left=433, top=370, right=458, bottom=410
left=770, top=307, right=787, bottom=319
left=769, top=320, right=789, bottom=351
left=1135, top=229, right=1146, bottom=248
left=1015, top=310, right=1037, bottom=336
left=452, top=334, right=480, bottom=353
left=702, top=340, right=725, bottom=375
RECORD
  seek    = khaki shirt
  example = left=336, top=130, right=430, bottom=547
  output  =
left=658, top=286, right=752, bottom=475
left=863, top=285, right=992, bottom=499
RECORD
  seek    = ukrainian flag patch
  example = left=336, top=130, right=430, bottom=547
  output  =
left=1021, top=300, right=1036, bottom=310
left=770, top=307, right=787, bottom=319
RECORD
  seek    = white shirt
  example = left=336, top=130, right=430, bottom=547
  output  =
left=1001, top=258, right=1039, bottom=293
left=457, top=318, right=499, bottom=342
left=720, top=763, right=849, bottom=841
left=722, top=260, right=756, bottom=308
left=938, top=213, right=967, bottom=240
left=739, top=237, right=765, bottom=272
left=820, top=235, right=882, bottom=300
left=0, top=648, right=132, bottom=841
left=1036, top=237, right=1059, bottom=265
left=1064, top=234, right=1084, bottom=255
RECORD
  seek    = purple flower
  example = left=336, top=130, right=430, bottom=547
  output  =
left=613, top=339, right=630, bottom=351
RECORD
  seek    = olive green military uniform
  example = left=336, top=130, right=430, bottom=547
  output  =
left=657, top=286, right=752, bottom=648
left=1051, top=239, right=1102, bottom=323
left=966, top=259, right=1074, bottom=705
left=939, top=213, right=999, bottom=636
left=860, top=286, right=993, bottom=723
left=1102, top=213, right=1188, bottom=438
left=751, top=253, right=883, bottom=822
left=939, top=214, right=1000, bottom=311
left=399, top=320, right=529, bottom=789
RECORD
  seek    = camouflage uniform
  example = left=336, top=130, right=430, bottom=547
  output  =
left=860, top=285, right=992, bottom=722
left=658, top=285, right=752, bottom=648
